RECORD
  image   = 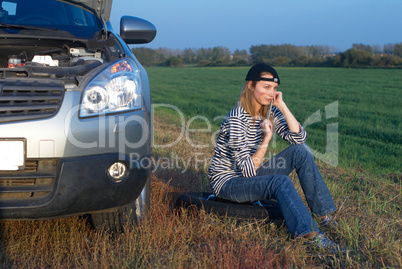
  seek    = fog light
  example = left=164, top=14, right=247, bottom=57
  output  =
left=108, top=162, right=127, bottom=183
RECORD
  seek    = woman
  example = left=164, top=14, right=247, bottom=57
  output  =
left=208, top=63, right=340, bottom=251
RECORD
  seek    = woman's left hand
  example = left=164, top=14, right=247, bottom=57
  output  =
left=273, top=91, right=301, bottom=133
left=273, top=91, right=285, bottom=108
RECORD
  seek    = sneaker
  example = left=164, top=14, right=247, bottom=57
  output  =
left=320, top=215, right=338, bottom=229
left=313, top=232, right=342, bottom=252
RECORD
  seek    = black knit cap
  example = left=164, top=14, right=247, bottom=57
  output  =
left=245, top=63, right=280, bottom=84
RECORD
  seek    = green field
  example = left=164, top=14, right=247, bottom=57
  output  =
left=148, top=66, right=402, bottom=175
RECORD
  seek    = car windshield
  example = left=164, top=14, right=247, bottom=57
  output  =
left=0, top=0, right=102, bottom=38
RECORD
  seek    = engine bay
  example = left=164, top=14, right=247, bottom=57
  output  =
left=0, top=38, right=121, bottom=84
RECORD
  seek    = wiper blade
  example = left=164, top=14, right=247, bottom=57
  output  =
left=0, top=23, right=58, bottom=31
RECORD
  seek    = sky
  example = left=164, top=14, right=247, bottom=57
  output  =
left=109, top=0, right=402, bottom=53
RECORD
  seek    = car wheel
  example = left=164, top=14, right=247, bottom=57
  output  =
left=88, top=199, right=138, bottom=234
left=176, top=192, right=283, bottom=220
left=89, top=178, right=151, bottom=233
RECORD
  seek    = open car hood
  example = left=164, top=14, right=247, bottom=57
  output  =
left=60, top=0, right=113, bottom=22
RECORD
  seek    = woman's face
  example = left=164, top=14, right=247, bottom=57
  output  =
left=249, top=74, right=278, bottom=109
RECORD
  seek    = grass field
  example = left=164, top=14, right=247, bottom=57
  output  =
left=0, top=67, right=401, bottom=268
left=149, top=66, right=401, bottom=175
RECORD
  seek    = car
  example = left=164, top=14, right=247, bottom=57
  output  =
left=0, top=0, right=156, bottom=232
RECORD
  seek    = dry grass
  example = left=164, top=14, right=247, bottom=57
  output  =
left=0, top=114, right=401, bottom=268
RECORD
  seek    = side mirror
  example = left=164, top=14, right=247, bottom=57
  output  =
left=120, top=16, right=157, bottom=44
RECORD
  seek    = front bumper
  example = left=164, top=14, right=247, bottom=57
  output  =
left=0, top=153, right=150, bottom=219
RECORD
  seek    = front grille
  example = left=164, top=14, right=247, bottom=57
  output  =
left=0, top=78, right=65, bottom=123
left=0, top=159, right=58, bottom=201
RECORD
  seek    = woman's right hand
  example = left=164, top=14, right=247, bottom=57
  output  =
left=260, top=119, right=273, bottom=142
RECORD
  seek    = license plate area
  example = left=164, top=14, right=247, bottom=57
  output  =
left=0, top=139, right=26, bottom=171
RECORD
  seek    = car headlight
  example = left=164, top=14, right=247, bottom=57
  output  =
left=80, top=59, right=142, bottom=117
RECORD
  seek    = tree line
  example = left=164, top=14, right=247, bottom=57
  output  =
left=132, top=43, right=402, bottom=68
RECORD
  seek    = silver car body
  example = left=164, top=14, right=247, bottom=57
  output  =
left=0, top=0, right=156, bottom=222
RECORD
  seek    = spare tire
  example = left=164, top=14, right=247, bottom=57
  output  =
left=176, top=192, right=283, bottom=220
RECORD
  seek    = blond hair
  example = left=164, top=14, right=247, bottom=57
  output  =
left=239, top=72, right=272, bottom=124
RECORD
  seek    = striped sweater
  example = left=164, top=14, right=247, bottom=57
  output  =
left=208, top=104, right=307, bottom=195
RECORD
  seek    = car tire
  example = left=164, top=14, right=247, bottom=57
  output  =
left=176, top=192, right=283, bottom=220
left=88, top=178, right=150, bottom=233
left=88, top=199, right=138, bottom=234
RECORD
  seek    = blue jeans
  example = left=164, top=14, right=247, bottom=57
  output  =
left=218, top=144, right=336, bottom=237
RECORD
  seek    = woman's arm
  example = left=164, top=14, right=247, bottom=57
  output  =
left=251, top=119, right=273, bottom=170
left=273, top=91, right=300, bottom=133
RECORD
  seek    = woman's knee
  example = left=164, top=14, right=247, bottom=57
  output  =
left=289, top=144, right=312, bottom=154
left=289, top=144, right=314, bottom=162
